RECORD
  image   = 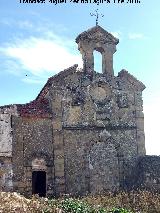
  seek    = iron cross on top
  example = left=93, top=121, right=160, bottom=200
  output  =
left=90, top=9, right=104, bottom=26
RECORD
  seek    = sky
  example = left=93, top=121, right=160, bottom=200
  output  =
left=0, top=0, right=160, bottom=155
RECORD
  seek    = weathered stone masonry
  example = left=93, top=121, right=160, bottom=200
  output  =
left=0, top=25, right=159, bottom=197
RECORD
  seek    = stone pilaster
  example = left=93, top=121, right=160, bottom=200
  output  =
left=136, top=110, right=146, bottom=156
left=52, top=89, right=65, bottom=196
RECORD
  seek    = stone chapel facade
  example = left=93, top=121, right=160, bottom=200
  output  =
left=0, top=25, right=160, bottom=197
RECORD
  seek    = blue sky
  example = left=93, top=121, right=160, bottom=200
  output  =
left=0, top=0, right=160, bottom=155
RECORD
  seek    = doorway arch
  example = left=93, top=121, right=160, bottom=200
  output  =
left=32, top=158, right=46, bottom=197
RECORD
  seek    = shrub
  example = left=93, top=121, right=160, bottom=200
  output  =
left=0, top=190, right=160, bottom=212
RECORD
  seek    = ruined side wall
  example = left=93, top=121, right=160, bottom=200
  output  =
left=0, top=106, right=18, bottom=191
left=12, top=116, right=54, bottom=196
left=136, top=156, right=160, bottom=191
left=0, top=114, right=12, bottom=157
left=0, top=157, right=13, bottom=191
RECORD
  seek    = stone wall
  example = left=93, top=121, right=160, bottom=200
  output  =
left=48, top=64, right=145, bottom=195
left=0, top=105, right=18, bottom=157
left=0, top=157, right=13, bottom=191
left=12, top=116, right=54, bottom=196
left=64, top=129, right=120, bottom=196
left=136, top=156, right=160, bottom=191
left=0, top=105, right=18, bottom=191
left=0, top=114, right=12, bottom=157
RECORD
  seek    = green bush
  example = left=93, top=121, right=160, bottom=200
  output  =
left=58, top=198, right=132, bottom=213
left=110, top=207, right=133, bottom=213
left=59, top=198, right=95, bottom=212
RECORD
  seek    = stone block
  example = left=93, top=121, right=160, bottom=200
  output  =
left=54, top=133, right=63, bottom=145
left=55, top=160, right=64, bottom=172
left=55, top=164, right=64, bottom=173
left=55, top=176, right=65, bottom=184
left=16, top=139, right=24, bottom=151
left=13, top=151, right=24, bottom=164
left=82, top=101, right=95, bottom=123
left=56, top=184, right=65, bottom=193
left=54, top=143, right=64, bottom=150
left=54, top=150, right=64, bottom=159
left=52, top=118, right=62, bottom=130
left=47, top=166, right=53, bottom=173
left=137, top=130, right=146, bottom=155
left=55, top=171, right=65, bottom=177
left=90, top=86, right=108, bottom=102
left=117, top=93, right=129, bottom=108
left=26, top=171, right=32, bottom=177
left=52, top=99, right=62, bottom=111
left=135, top=110, right=144, bottom=118
left=47, top=190, right=54, bottom=196
left=67, top=106, right=81, bottom=125
left=18, top=182, right=26, bottom=188
left=136, top=118, right=144, bottom=131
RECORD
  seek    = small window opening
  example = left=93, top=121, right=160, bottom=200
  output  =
left=93, top=51, right=102, bottom=73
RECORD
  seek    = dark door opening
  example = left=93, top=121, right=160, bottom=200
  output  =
left=32, top=171, right=46, bottom=197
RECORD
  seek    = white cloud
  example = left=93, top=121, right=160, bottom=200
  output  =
left=17, top=20, right=34, bottom=29
left=1, top=59, right=23, bottom=76
left=0, top=19, right=33, bottom=30
left=0, top=33, right=83, bottom=80
left=128, top=33, right=144, bottom=39
left=0, top=17, right=68, bottom=37
left=111, top=31, right=121, bottom=39
left=22, top=77, right=44, bottom=84
left=0, top=18, right=11, bottom=26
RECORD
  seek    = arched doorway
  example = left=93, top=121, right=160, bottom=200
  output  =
left=32, top=171, right=46, bottom=197
left=32, top=158, right=46, bottom=197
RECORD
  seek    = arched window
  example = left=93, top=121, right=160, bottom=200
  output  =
left=93, top=50, right=102, bottom=73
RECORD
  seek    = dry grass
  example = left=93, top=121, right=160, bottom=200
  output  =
left=82, top=190, right=160, bottom=212
left=0, top=190, right=160, bottom=212
left=0, top=192, right=60, bottom=212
